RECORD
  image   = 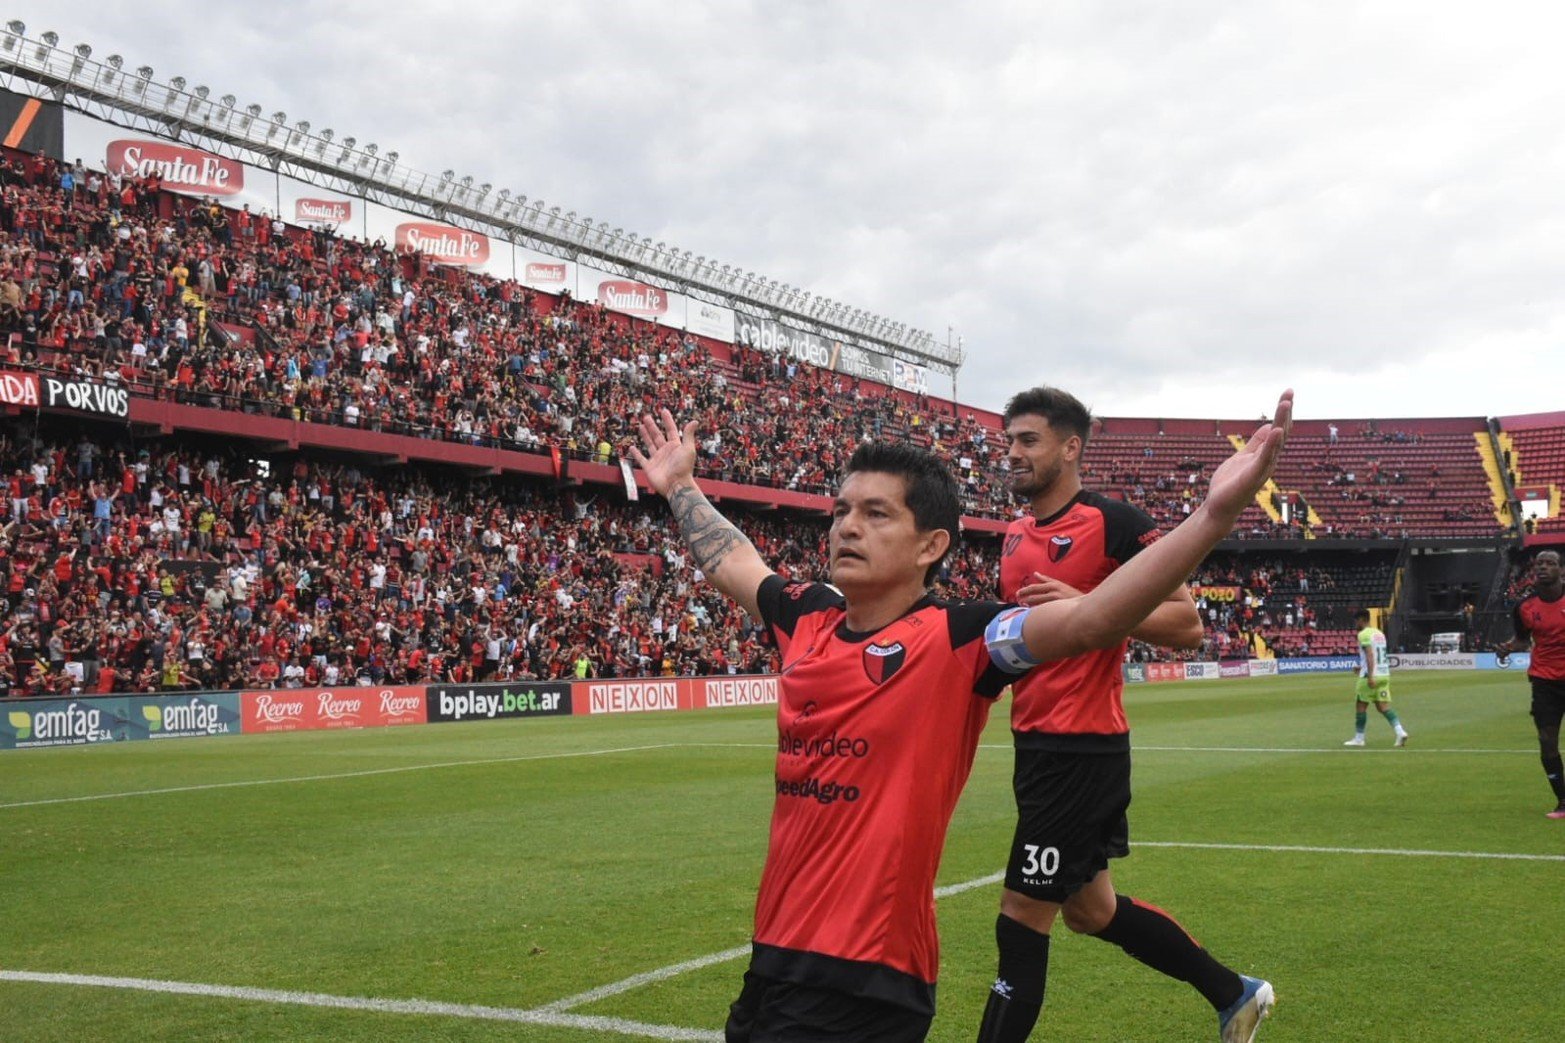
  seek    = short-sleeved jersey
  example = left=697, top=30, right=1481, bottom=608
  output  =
left=999, top=490, right=1159, bottom=742
left=1357, top=626, right=1389, bottom=679
left=1513, top=591, right=1565, bottom=681
left=750, top=574, right=1027, bottom=1014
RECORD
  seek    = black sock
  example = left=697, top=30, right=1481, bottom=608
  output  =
left=1092, top=894, right=1243, bottom=1011
left=976, top=914, right=1050, bottom=1043
left=1542, top=752, right=1565, bottom=802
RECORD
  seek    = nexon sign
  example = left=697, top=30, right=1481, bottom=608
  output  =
left=701, top=677, right=778, bottom=708
left=586, top=681, right=678, bottom=715
left=106, top=140, right=243, bottom=196
left=395, top=223, right=491, bottom=266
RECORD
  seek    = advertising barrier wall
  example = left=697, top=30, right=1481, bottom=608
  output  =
left=1183, top=662, right=1222, bottom=680
left=1277, top=656, right=1362, bottom=675
left=1388, top=653, right=1476, bottom=671
left=2, top=697, right=129, bottom=749
left=581, top=679, right=683, bottom=714
left=241, top=686, right=427, bottom=733
left=1475, top=652, right=1532, bottom=671
left=0, top=675, right=775, bottom=752
left=126, top=693, right=242, bottom=740
left=426, top=682, right=571, bottom=722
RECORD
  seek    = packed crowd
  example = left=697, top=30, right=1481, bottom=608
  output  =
left=5, top=148, right=1502, bottom=539
left=0, top=423, right=1008, bottom=696
left=0, top=149, right=1025, bottom=521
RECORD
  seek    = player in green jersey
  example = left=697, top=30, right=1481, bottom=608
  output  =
left=1344, top=609, right=1409, bottom=747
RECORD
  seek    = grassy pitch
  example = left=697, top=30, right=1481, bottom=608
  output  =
left=2, top=670, right=1559, bottom=1041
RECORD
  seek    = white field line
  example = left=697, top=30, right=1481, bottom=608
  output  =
left=538, top=870, right=1010, bottom=1014
left=4, top=741, right=1539, bottom=811
left=0, top=744, right=681, bottom=810
left=1137, top=840, right=1565, bottom=862
left=0, top=970, right=723, bottom=1041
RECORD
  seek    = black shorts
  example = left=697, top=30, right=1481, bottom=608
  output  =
left=725, top=971, right=932, bottom=1042
left=1004, top=747, right=1131, bottom=902
left=1530, top=677, right=1565, bottom=731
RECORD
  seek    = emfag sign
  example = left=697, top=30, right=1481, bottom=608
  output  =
left=106, top=139, right=244, bottom=196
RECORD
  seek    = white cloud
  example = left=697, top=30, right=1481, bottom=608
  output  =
left=15, top=0, right=1565, bottom=420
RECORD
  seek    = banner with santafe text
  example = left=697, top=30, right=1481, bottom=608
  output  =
left=63, top=109, right=278, bottom=215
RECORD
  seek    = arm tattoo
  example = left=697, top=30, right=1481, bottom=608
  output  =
left=668, top=484, right=754, bottom=575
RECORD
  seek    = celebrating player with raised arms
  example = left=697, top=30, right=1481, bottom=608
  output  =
left=631, top=390, right=1291, bottom=1041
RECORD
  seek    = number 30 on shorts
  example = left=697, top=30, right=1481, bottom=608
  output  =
left=1020, top=844, right=1060, bottom=877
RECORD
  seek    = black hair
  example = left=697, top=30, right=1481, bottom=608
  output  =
left=844, top=440, right=961, bottom=587
left=1352, top=608, right=1371, bottom=623
left=1002, top=386, right=1094, bottom=446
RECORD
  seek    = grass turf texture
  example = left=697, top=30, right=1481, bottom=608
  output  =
left=2, top=671, right=1559, bottom=1041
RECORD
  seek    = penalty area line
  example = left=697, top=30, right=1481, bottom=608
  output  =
left=0, top=970, right=723, bottom=1042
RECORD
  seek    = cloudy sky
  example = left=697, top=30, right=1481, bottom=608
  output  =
left=10, top=0, right=1565, bottom=422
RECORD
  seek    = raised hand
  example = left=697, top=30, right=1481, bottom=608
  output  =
left=628, top=408, right=699, bottom=498
left=1204, top=390, right=1294, bottom=524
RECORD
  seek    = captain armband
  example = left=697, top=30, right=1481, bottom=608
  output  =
left=986, top=606, right=1042, bottom=674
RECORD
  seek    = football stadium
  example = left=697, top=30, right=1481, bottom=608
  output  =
left=2, top=13, right=1564, bottom=1043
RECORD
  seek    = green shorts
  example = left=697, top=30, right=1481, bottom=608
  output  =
left=1355, top=676, right=1392, bottom=703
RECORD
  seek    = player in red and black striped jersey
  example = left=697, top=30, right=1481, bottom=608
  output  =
left=1496, top=549, right=1565, bottom=818
left=977, top=387, right=1271, bottom=1043
left=631, top=393, right=1290, bottom=1040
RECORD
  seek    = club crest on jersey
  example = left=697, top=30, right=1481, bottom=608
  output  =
left=1047, top=535, right=1073, bottom=563
left=863, top=642, right=906, bottom=685
left=1003, top=534, right=1023, bottom=557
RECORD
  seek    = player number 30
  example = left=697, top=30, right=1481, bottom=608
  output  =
left=1020, top=844, right=1060, bottom=878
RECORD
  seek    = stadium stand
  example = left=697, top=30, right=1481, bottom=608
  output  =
left=0, top=144, right=1556, bottom=696
left=1500, top=411, right=1565, bottom=537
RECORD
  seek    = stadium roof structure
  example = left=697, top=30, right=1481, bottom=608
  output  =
left=0, top=22, right=964, bottom=376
